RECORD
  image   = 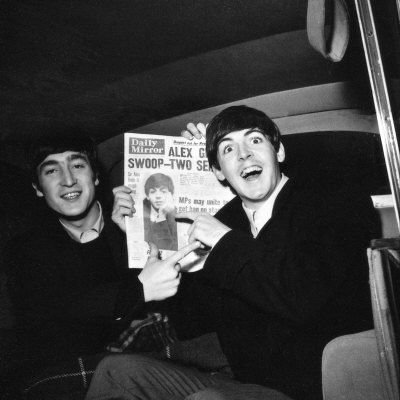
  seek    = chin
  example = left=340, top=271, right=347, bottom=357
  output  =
left=58, top=206, right=90, bottom=220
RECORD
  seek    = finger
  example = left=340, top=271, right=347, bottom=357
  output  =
left=168, top=241, right=201, bottom=264
left=186, top=221, right=195, bottom=238
left=114, top=190, right=134, bottom=200
left=174, top=263, right=181, bottom=273
left=175, top=211, right=199, bottom=221
left=112, top=185, right=132, bottom=195
left=187, top=231, right=197, bottom=245
left=115, top=197, right=135, bottom=213
left=196, top=123, right=207, bottom=137
left=187, top=122, right=203, bottom=140
left=113, top=205, right=134, bottom=219
left=114, top=197, right=134, bottom=209
left=170, top=274, right=181, bottom=287
left=181, top=130, right=193, bottom=140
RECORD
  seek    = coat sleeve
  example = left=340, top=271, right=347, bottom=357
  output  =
left=113, top=269, right=173, bottom=327
left=113, top=268, right=146, bottom=324
left=202, top=190, right=375, bottom=325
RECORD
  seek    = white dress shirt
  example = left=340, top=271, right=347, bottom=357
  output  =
left=242, top=174, right=288, bottom=238
left=60, top=201, right=105, bottom=243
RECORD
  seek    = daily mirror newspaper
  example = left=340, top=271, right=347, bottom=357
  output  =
left=124, top=132, right=235, bottom=272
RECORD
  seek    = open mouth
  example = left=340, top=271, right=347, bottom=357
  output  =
left=61, top=191, right=81, bottom=200
left=240, top=166, right=262, bottom=180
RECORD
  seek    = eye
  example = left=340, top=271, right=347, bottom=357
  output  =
left=250, top=136, right=263, bottom=144
left=44, top=168, right=57, bottom=176
left=72, top=162, right=86, bottom=170
left=222, top=144, right=234, bottom=154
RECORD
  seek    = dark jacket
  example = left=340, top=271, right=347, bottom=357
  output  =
left=143, top=199, right=178, bottom=251
left=3, top=209, right=143, bottom=367
left=171, top=177, right=377, bottom=400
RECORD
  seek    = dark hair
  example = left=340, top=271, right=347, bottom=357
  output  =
left=144, top=173, right=174, bottom=195
left=206, top=105, right=281, bottom=174
left=26, top=126, right=98, bottom=185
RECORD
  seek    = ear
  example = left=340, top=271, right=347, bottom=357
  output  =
left=277, top=143, right=285, bottom=163
left=212, top=166, right=226, bottom=182
left=32, top=182, right=44, bottom=198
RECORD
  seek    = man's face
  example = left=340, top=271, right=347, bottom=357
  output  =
left=147, top=186, right=171, bottom=212
left=33, top=151, right=99, bottom=219
left=213, top=128, right=285, bottom=210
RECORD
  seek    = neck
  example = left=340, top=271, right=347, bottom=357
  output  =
left=242, top=198, right=268, bottom=212
left=59, top=200, right=100, bottom=231
left=242, top=173, right=283, bottom=211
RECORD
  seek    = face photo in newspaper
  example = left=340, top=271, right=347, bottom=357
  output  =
left=143, top=173, right=178, bottom=251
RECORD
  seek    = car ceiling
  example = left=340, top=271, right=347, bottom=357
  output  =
left=1, top=0, right=368, bottom=150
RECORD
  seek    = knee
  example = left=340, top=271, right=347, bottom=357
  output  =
left=95, top=353, right=153, bottom=378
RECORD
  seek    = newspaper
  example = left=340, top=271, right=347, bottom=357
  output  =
left=124, top=132, right=235, bottom=272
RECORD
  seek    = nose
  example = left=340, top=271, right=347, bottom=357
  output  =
left=238, top=143, right=253, bottom=160
left=61, top=167, right=77, bottom=187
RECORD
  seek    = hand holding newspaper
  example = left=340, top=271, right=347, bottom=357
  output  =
left=175, top=211, right=232, bottom=249
left=124, top=132, right=234, bottom=272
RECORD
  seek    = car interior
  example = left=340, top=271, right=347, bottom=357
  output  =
left=1, top=0, right=400, bottom=399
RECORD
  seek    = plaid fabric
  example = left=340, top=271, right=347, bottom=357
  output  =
left=107, top=313, right=177, bottom=353
left=6, top=314, right=175, bottom=399
left=107, top=313, right=229, bottom=372
left=21, top=353, right=108, bottom=400
left=165, top=332, right=230, bottom=372
left=18, top=315, right=227, bottom=399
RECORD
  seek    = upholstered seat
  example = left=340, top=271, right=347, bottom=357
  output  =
left=322, top=239, right=400, bottom=400
left=322, top=330, right=386, bottom=400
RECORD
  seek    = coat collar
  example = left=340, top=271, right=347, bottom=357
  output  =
left=217, top=177, right=298, bottom=234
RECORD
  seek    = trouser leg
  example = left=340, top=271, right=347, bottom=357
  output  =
left=186, top=384, right=294, bottom=400
left=85, top=353, right=231, bottom=400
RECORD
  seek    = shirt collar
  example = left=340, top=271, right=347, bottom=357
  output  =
left=150, top=206, right=166, bottom=222
left=59, top=201, right=104, bottom=243
left=242, top=174, right=289, bottom=237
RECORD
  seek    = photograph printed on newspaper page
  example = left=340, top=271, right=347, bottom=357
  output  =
left=124, top=132, right=234, bottom=271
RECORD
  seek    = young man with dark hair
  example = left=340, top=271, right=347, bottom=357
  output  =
left=86, top=106, right=377, bottom=400
left=2, top=128, right=195, bottom=381
left=2, top=129, right=128, bottom=372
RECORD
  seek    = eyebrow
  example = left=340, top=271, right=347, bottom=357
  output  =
left=38, top=159, right=59, bottom=174
left=150, top=186, right=169, bottom=190
left=218, top=129, right=264, bottom=145
left=38, top=153, right=88, bottom=174
left=69, top=153, right=89, bottom=162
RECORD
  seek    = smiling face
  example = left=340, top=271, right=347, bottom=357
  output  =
left=33, top=151, right=99, bottom=224
left=147, top=186, right=171, bottom=212
left=213, top=128, right=285, bottom=210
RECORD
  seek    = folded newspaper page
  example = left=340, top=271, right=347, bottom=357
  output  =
left=124, top=133, right=235, bottom=272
